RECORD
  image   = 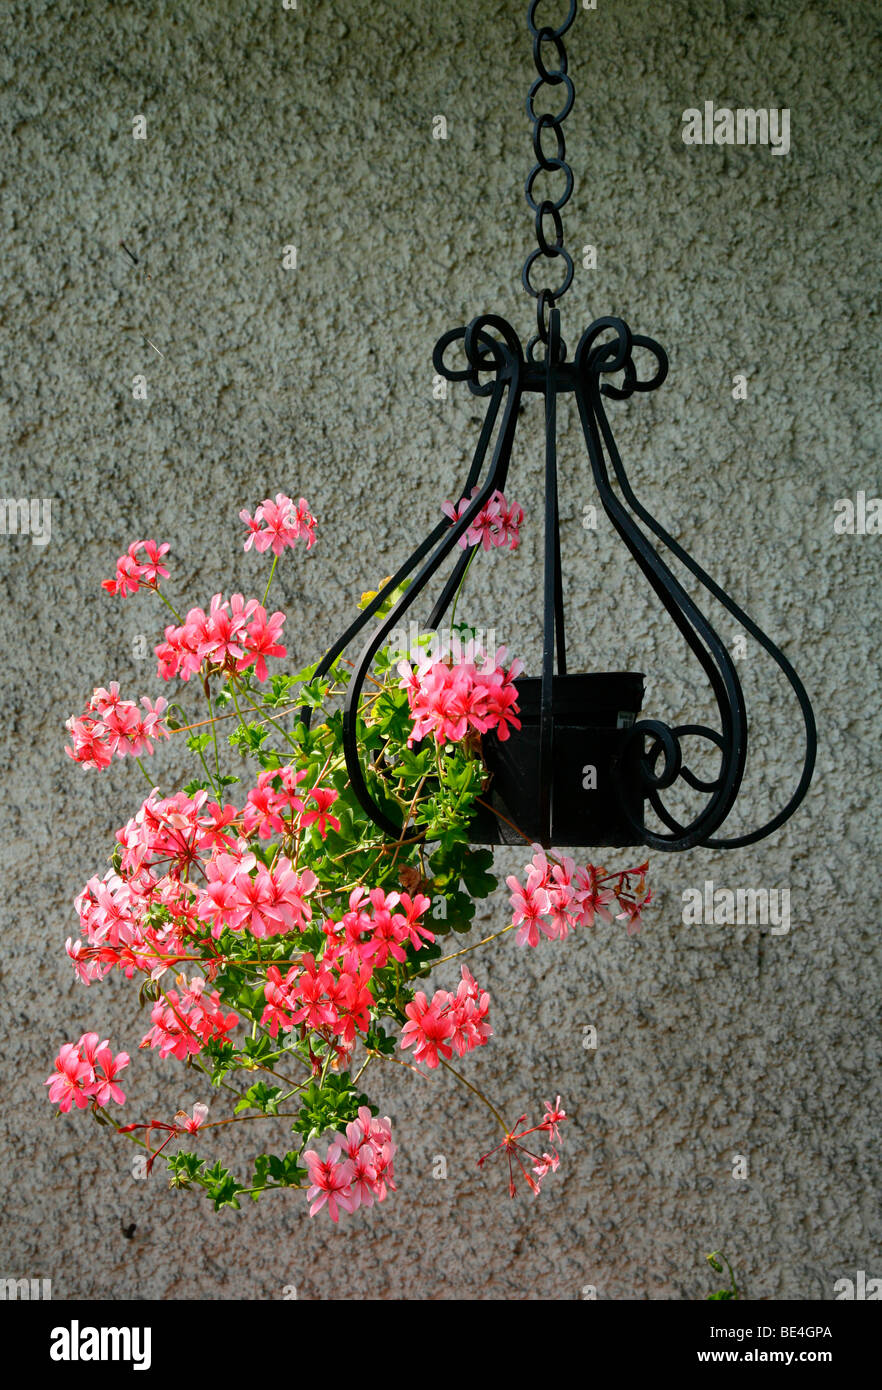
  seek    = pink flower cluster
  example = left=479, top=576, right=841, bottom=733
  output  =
left=74, top=871, right=141, bottom=951
left=68, top=861, right=192, bottom=986
left=65, top=773, right=345, bottom=990
left=304, top=1108, right=395, bottom=1221
left=322, top=887, right=435, bottom=969
left=442, top=488, right=523, bottom=551
left=197, top=851, right=317, bottom=939
left=102, top=540, right=170, bottom=597
left=140, top=975, right=238, bottom=1060
left=400, top=966, right=492, bottom=1068
left=241, top=768, right=340, bottom=842
left=478, top=1097, right=567, bottom=1198
left=261, top=889, right=435, bottom=1059
left=116, top=787, right=231, bottom=879
left=65, top=685, right=168, bottom=769
left=398, top=643, right=522, bottom=746
left=155, top=593, right=287, bottom=683
left=507, top=848, right=652, bottom=947
left=45, top=1033, right=129, bottom=1113
left=240, top=493, right=317, bottom=555
left=261, top=954, right=373, bottom=1061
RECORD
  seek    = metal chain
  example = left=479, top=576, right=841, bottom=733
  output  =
left=522, top=0, right=577, bottom=361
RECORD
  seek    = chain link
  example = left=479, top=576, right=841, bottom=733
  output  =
left=523, top=1, right=577, bottom=361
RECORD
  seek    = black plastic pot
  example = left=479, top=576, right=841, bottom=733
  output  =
left=469, top=672, right=646, bottom=847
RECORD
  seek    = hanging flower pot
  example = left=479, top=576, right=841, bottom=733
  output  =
left=470, top=672, right=645, bottom=846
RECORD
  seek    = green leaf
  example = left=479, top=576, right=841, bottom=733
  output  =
left=295, top=1074, right=374, bottom=1142
left=183, top=777, right=215, bottom=796
left=229, top=721, right=271, bottom=755
left=166, top=1152, right=205, bottom=1188
left=252, top=1150, right=307, bottom=1196
left=461, top=848, right=498, bottom=898
left=202, top=1161, right=245, bottom=1211
left=204, top=1038, right=236, bottom=1086
left=235, top=1081, right=283, bottom=1116
left=363, top=1025, right=397, bottom=1056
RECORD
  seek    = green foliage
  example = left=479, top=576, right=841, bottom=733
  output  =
left=166, top=1152, right=205, bottom=1188
left=705, top=1252, right=739, bottom=1300
left=204, top=1038, right=237, bottom=1087
left=228, top=721, right=271, bottom=756
left=251, top=1151, right=307, bottom=1199
left=202, top=1161, right=246, bottom=1211
left=363, top=1025, right=397, bottom=1056
left=295, top=1074, right=374, bottom=1142
left=235, top=1081, right=283, bottom=1116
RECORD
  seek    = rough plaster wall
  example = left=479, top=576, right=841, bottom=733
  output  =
left=1, top=0, right=880, bottom=1300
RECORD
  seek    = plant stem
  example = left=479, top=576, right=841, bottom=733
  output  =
left=135, top=757, right=156, bottom=788
left=232, top=676, right=299, bottom=751
left=205, top=684, right=222, bottom=781
left=262, top=555, right=278, bottom=608
left=154, top=588, right=183, bottom=624
left=435, top=921, right=518, bottom=965
left=450, top=548, right=477, bottom=633
left=439, top=1056, right=509, bottom=1135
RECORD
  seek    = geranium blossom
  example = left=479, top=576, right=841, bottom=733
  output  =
left=240, top=493, right=317, bottom=554
left=507, top=847, right=651, bottom=945
left=154, top=595, right=287, bottom=684
left=45, top=1035, right=129, bottom=1113
left=65, top=686, right=169, bottom=768
left=304, top=1109, right=395, bottom=1220
left=102, top=540, right=170, bottom=597
left=442, top=488, right=522, bottom=551
left=55, top=496, right=652, bottom=1223
left=398, top=643, right=522, bottom=746
left=174, top=1102, right=210, bottom=1134
left=300, top=786, right=341, bottom=839
left=139, top=977, right=238, bottom=1060
left=302, top=1149, right=357, bottom=1221
left=478, top=1101, right=568, bottom=1198
left=400, top=967, right=491, bottom=1068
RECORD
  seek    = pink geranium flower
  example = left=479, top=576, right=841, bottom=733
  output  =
left=102, top=540, right=170, bottom=597
left=45, top=1042, right=94, bottom=1112
left=303, top=1149, right=357, bottom=1221
left=174, top=1102, right=210, bottom=1134
left=397, top=643, right=521, bottom=747
left=65, top=689, right=169, bottom=769
left=240, top=494, right=317, bottom=555
left=238, top=606, right=287, bottom=682
left=506, top=873, right=551, bottom=948
left=441, top=488, right=522, bottom=551
left=300, top=786, right=341, bottom=839
left=45, top=1036, right=129, bottom=1112
left=399, top=991, right=455, bottom=1068
left=477, top=1101, right=568, bottom=1198
left=88, top=1045, right=130, bottom=1106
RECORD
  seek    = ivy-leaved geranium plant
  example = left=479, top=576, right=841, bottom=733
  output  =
left=48, top=490, right=651, bottom=1217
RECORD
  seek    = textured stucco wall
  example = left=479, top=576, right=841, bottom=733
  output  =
left=1, top=0, right=880, bottom=1300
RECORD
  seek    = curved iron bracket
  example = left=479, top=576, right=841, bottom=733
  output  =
left=300, top=309, right=816, bottom=852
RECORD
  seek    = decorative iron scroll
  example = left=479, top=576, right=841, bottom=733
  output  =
left=301, top=310, right=816, bottom=851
